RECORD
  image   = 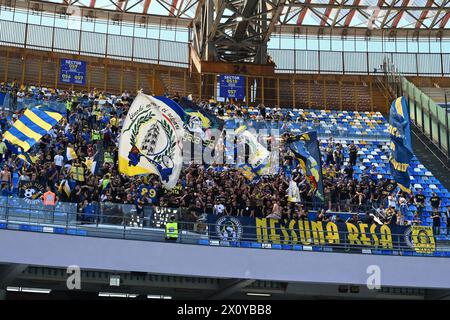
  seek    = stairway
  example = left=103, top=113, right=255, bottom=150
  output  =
left=374, top=76, right=395, bottom=114
left=410, top=123, right=450, bottom=191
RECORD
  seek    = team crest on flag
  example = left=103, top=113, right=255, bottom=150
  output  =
left=119, top=94, right=184, bottom=189
left=19, top=182, right=45, bottom=205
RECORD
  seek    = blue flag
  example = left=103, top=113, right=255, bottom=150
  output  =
left=388, top=96, right=413, bottom=193
left=286, top=131, right=324, bottom=201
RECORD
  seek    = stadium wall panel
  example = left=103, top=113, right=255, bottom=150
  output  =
left=24, top=58, right=40, bottom=85
left=106, top=66, right=122, bottom=93
left=267, top=49, right=295, bottom=71
left=54, top=29, right=80, bottom=54
left=296, top=51, right=319, bottom=73
left=278, top=78, right=294, bottom=107
left=90, top=64, right=107, bottom=90
left=133, top=38, right=159, bottom=62
left=344, top=52, right=368, bottom=74
left=0, top=51, right=7, bottom=83
left=2, top=230, right=450, bottom=289
left=391, top=53, right=418, bottom=75
left=80, top=32, right=107, bottom=56
left=160, top=40, right=189, bottom=65
left=122, top=66, right=138, bottom=93
left=442, top=54, right=450, bottom=76
left=107, top=35, right=132, bottom=58
left=417, top=54, right=442, bottom=76
left=368, top=52, right=388, bottom=73
left=26, top=24, right=53, bottom=50
left=0, top=20, right=26, bottom=47
left=41, top=60, right=57, bottom=88
left=139, top=70, right=152, bottom=94
left=6, top=53, right=24, bottom=83
left=320, top=51, right=343, bottom=74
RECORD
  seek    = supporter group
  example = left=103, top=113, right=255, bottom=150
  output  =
left=0, top=80, right=449, bottom=235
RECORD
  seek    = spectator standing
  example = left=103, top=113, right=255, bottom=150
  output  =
left=325, top=144, right=334, bottom=166
left=348, top=141, right=358, bottom=166
left=412, top=211, right=421, bottom=225
left=0, top=165, right=11, bottom=191
left=387, top=192, right=397, bottom=209
left=414, top=189, right=426, bottom=216
left=213, top=199, right=225, bottom=216
left=396, top=210, right=405, bottom=226
left=430, top=192, right=441, bottom=215
left=258, top=103, right=266, bottom=118
left=431, top=210, right=441, bottom=235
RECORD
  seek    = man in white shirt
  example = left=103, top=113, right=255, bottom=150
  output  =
left=54, top=150, right=64, bottom=171
left=213, top=200, right=225, bottom=216
left=387, top=192, right=397, bottom=209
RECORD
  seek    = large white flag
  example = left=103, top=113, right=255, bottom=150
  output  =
left=118, top=93, right=185, bottom=189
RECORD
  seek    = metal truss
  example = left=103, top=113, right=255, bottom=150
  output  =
left=277, top=0, right=450, bottom=36
left=192, top=0, right=287, bottom=63
left=4, top=0, right=450, bottom=65
left=9, top=0, right=450, bottom=34
left=18, top=0, right=200, bottom=18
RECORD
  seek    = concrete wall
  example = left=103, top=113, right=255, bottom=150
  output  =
left=1, top=229, right=450, bottom=289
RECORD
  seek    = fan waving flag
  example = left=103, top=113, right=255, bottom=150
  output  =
left=286, top=131, right=324, bottom=201
left=388, top=96, right=414, bottom=193
left=119, top=93, right=185, bottom=189
left=179, top=97, right=225, bottom=150
left=235, top=125, right=273, bottom=181
left=3, top=107, right=63, bottom=152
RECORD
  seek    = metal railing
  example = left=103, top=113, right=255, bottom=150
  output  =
left=222, top=118, right=390, bottom=141
left=384, top=57, right=450, bottom=164
left=0, top=198, right=445, bottom=257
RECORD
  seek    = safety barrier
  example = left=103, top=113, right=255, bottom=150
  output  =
left=223, top=118, right=390, bottom=141
left=0, top=198, right=446, bottom=257
left=385, top=58, right=450, bottom=163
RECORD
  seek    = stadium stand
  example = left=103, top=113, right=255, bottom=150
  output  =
left=0, top=82, right=448, bottom=237
left=0, top=0, right=450, bottom=301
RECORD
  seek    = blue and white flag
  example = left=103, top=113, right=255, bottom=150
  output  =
left=119, top=93, right=185, bottom=189
left=388, top=96, right=414, bottom=193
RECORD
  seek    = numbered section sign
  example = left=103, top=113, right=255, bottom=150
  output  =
left=219, top=75, right=245, bottom=99
left=60, top=59, right=87, bottom=85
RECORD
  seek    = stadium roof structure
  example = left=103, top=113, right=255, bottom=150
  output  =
left=10, top=0, right=450, bottom=62
left=24, top=0, right=450, bottom=33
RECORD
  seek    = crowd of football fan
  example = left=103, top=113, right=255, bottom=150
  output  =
left=0, top=81, right=449, bottom=234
